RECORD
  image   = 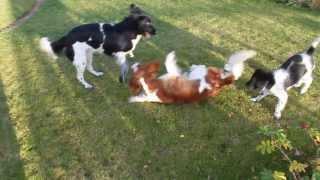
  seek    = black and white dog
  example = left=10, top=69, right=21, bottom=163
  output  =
left=246, top=36, right=320, bottom=119
left=40, top=4, right=156, bottom=88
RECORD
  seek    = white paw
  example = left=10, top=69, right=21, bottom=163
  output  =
left=50, top=53, right=58, bottom=60
left=300, top=89, right=307, bottom=95
left=138, top=78, right=145, bottom=84
left=198, top=85, right=211, bottom=93
left=198, top=87, right=205, bottom=94
left=95, top=72, right=104, bottom=77
left=129, top=52, right=134, bottom=58
left=250, top=97, right=257, bottom=102
left=84, top=84, right=94, bottom=89
left=274, top=112, right=281, bottom=119
left=128, top=97, right=137, bottom=103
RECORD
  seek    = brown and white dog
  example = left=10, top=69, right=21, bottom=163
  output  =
left=128, top=50, right=256, bottom=103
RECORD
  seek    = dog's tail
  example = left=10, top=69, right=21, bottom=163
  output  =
left=306, top=36, right=320, bottom=56
left=224, top=50, right=257, bottom=80
left=39, top=36, right=67, bottom=60
left=165, top=51, right=182, bottom=76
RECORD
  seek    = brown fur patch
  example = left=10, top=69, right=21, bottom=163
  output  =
left=129, top=61, right=236, bottom=103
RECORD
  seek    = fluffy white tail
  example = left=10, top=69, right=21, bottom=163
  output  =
left=311, top=36, right=320, bottom=48
left=39, top=37, right=58, bottom=60
left=306, top=36, right=320, bottom=55
left=165, top=51, right=182, bottom=76
left=224, top=50, right=256, bottom=80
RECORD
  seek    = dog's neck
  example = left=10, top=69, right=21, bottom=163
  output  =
left=113, top=17, right=140, bottom=36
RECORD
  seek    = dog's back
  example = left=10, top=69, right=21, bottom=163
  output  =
left=280, top=54, right=307, bottom=88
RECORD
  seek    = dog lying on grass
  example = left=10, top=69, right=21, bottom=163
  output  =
left=128, top=50, right=256, bottom=103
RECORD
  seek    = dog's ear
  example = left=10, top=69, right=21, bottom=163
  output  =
left=129, top=4, right=144, bottom=15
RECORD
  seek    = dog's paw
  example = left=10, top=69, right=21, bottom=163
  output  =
left=250, top=97, right=258, bottom=102
left=300, top=88, right=308, bottom=95
left=274, top=111, right=282, bottom=120
left=129, top=52, right=134, bottom=58
left=84, top=84, right=94, bottom=89
left=95, top=72, right=104, bottom=77
left=128, top=97, right=137, bottom=103
left=138, top=78, right=145, bottom=84
left=119, top=76, right=126, bottom=83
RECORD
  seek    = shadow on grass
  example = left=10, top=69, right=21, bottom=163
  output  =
left=0, top=76, right=26, bottom=179
left=5, top=0, right=319, bottom=179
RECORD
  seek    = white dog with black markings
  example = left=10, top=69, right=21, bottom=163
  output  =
left=40, top=4, right=156, bottom=88
left=246, top=36, right=320, bottom=119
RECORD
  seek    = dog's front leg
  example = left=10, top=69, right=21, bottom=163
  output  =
left=133, top=78, right=162, bottom=103
left=128, top=51, right=134, bottom=58
left=251, top=89, right=269, bottom=102
left=139, top=78, right=153, bottom=95
left=114, top=52, right=128, bottom=83
left=128, top=94, right=148, bottom=103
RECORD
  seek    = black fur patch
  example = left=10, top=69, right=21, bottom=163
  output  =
left=246, top=69, right=275, bottom=91
left=281, top=55, right=307, bottom=87
left=307, top=46, right=315, bottom=55
left=50, top=9, right=156, bottom=61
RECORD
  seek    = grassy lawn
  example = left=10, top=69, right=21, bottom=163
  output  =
left=0, top=0, right=35, bottom=29
left=0, top=0, right=319, bottom=179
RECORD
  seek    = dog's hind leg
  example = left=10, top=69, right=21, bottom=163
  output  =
left=86, top=50, right=104, bottom=77
left=114, top=52, right=128, bottom=83
left=300, top=75, right=313, bottom=94
left=73, top=43, right=93, bottom=89
left=273, top=90, right=288, bottom=120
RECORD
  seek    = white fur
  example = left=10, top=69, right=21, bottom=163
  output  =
left=187, top=65, right=207, bottom=79
left=224, top=50, right=257, bottom=80
left=162, top=52, right=211, bottom=93
left=39, top=37, right=58, bottom=60
left=131, top=62, right=140, bottom=72
left=311, top=36, right=320, bottom=48
left=113, top=52, right=127, bottom=65
left=128, top=35, right=142, bottom=58
left=251, top=52, right=315, bottom=119
left=72, top=42, right=103, bottom=88
left=40, top=21, right=143, bottom=88
left=164, top=51, right=182, bottom=76
left=129, top=78, right=162, bottom=103
left=186, top=65, right=211, bottom=93
left=158, top=51, right=182, bottom=80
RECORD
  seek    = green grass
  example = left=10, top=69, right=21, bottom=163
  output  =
left=0, top=0, right=319, bottom=179
left=0, top=0, right=35, bottom=29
